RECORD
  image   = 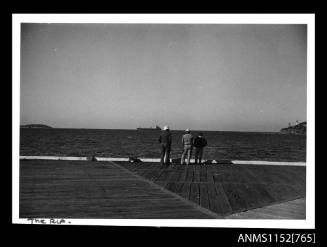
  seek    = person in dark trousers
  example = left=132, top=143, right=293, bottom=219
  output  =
left=158, top=125, right=172, bottom=166
left=181, top=129, right=193, bottom=165
left=193, top=132, right=208, bottom=164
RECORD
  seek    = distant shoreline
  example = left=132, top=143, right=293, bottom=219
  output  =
left=19, top=124, right=306, bottom=134
left=20, top=124, right=52, bottom=129
left=20, top=127, right=284, bottom=134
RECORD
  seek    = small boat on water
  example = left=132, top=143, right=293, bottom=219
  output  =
left=137, top=125, right=161, bottom=131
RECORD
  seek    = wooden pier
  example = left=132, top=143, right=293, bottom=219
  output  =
left=19, top=160, right=306, bottom=219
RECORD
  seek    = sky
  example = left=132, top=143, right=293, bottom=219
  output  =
left=20, top=23, right=307, bottom=131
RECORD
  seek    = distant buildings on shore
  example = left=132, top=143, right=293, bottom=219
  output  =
left=280, top=121, right=306, bottom=135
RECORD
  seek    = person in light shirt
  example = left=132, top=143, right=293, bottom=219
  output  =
left=181, top=129, right=193, bottom=165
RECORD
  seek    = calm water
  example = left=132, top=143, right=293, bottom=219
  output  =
left=20, top=128, right=306, bottom=162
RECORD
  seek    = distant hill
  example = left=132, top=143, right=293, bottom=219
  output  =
left=280, top=122, right=306, bottom=135
left=20, top=124, right=53, bottom=129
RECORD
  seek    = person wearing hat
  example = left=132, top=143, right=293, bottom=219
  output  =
left=158, top=125, right=172, bottom=166
left=193, top=132, right=208, bottom=164
left=181, top=128, right=194, bottom=165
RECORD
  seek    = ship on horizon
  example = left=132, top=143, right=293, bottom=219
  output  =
left=137, top=125, right=161, bottom=131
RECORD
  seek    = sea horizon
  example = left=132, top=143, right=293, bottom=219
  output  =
left=20, top=125, right=288, bottom=134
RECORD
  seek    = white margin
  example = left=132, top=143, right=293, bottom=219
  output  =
left=306, top=13, right=315, bottom=229
left=12, top=15, right=21, bottom=225
left=12, top=14, right=315, bottom=229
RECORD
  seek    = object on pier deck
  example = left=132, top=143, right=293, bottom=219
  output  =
left=128, top=156, right=142, bottom=163
left=87, top=155, right=97, bottom=161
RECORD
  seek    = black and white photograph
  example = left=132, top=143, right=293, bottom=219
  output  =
left=12, top=14, right=315, bottom=229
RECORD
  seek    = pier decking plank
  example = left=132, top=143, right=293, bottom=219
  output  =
left=215, top=183, right=234, bottom=215
left=206, top=167, right=215, bottom=183
left=207, top=184, right=223, bottom=214
left=200, top=167, right=207, bottom=182
left=199, top=184, right=210, bottom=209
left=178, top=166, right=188, bottom=181
left=194, top=166, right=201, bottom=182
left=189, top=183, right=200, bottom=204
left=180, top=182, right=191, bottom=200
left=185, top=166, right=194, bottom=182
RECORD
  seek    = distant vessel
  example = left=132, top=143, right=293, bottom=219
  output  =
left=137, top=125, right=161, bottom=131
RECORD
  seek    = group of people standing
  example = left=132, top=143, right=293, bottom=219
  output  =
left=158, top=125, right=208, bottom=166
